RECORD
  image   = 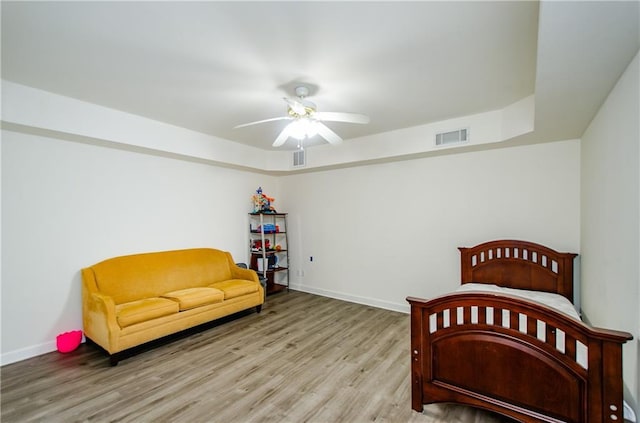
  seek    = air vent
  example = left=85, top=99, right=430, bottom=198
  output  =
left=435, top=128, right=469, bottom=146
left=292, top=150, right=306, bottom=168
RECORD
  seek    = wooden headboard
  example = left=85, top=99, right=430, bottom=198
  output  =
left=459, top=240, right=577, bottom=303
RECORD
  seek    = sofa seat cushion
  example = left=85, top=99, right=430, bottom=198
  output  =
left=209, top=279, right=259, bottom=300
left=161, top=287, right=224, bottom=311
left=115, top=298, right=179, bottom=328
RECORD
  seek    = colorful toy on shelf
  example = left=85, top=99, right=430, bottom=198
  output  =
left=259, top=224, right=277, bottom=233
left=252, top=187, right=276, bottom=213
left=252, top=239, right=271, bottom=251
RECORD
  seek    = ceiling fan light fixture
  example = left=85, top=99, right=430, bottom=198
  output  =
left=303, top=119, right=319, bottom=138
left=288, top=119, right=306, bottom=140
left=288, top=118, right=318, bottom=141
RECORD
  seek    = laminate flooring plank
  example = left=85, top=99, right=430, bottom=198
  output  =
left=1, top=290, right=513, bottom=423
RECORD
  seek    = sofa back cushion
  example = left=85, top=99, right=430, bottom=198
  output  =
left=89, top=248, right=232, bottom=304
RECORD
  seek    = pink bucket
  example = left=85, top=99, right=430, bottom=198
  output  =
left=56, top=330, right=83, bottom=353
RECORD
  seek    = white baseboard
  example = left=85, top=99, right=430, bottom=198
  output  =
left=1, top=335, right=88, bottom=366
left=289, top=283, right=410, bottom=314
left=1, top=340, right=58, bottom=366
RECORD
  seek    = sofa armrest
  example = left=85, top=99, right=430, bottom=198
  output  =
left=227, top=252, right=260, bottom=282
left=82, top=291, right=120, bottom=353
left=231, top=265, right=260, bottom=283
left=90, top=292, right=117, bottom=320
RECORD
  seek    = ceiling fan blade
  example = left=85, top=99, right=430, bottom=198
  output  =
left=313, top=112, right=370, bottom=124
left=316, top=122, right=343, bottom=145
left=283, top=97, right=307, bottom=115
left=234, top=116, right=291, bottom=129
left=272, top=125, right=292, bottom=147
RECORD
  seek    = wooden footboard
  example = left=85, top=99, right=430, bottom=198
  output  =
left=407, top=293, right=632, bottom=423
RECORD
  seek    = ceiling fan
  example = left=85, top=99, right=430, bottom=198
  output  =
left=234, top=86, right=370, bottom=148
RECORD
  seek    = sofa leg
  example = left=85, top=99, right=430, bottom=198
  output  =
left=109, top=354, right=120, bottom=366
left=256, top=304, right=262, bottom=314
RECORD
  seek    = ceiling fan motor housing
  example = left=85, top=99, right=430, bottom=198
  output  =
left=295, top=86, right=310, bottom=98
left=288, top=102, right=316, bottom=118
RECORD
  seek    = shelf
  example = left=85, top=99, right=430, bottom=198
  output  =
left=251, top=250, right=287, bottom=255
left=250, top=266, right=288, bottom=273
left=268, top=266, right=288, bottom=272
left=268, top=283, right=288, bottom=295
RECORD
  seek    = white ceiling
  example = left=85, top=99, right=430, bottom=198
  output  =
left=1, top=1, right=639, bottom=151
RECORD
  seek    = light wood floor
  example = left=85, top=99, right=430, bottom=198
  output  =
left=1, top=291, right=514, bottom=422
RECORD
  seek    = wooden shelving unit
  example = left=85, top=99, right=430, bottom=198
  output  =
left=248, top=213, right=289, bottom=295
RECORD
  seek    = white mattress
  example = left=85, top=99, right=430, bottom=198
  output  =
left=456, top=283, right=580, bottom=320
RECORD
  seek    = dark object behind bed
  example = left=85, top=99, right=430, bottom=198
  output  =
left=407, top=239, right=632, bottom=423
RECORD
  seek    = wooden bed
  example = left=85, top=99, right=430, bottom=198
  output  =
left=406, top=240, right=633, bottom=423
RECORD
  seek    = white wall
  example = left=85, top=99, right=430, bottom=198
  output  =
left=581, top=51, right=639, bottom=409
left=1, top=130, right=277, bottom=364
left=278, top=140, right=580, bottom=312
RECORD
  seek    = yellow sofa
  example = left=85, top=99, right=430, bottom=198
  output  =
left=82, top=248, right=264, bottom=365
